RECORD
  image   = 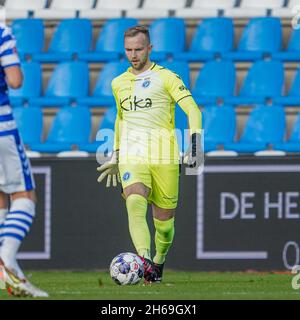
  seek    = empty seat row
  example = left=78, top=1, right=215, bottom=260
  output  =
left=2, top=0, right=299, bottom=19
left=9, top=61, right=128, bottom=108
left=13, top=104, right=300, bottom=155
left=12, top=17, right=300, bottom=64
left=13, top=17, right=188, bottom=62
left=12, top=18, right=167, bottom=62
left=9, top=60, right=300, bottom=108
left=204, top=105, right=300, bottom=153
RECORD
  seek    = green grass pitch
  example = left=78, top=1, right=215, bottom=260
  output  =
left=0, top=270, right=299, bottom=300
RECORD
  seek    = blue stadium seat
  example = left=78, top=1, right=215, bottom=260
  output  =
left=273, top=28, right=300, bottom=61
left=192, top=60, right=236, bottom=105
left=225, top=60, right=284, bottom=106
left=149, top=18, right=186, bottom=61
left=222, top=17, right=282, bottom=61
left=160, top=60, right=190, bottom=87
left=274, top=66, right=300, bottom=106
left=78, top=18, right=138, bottom=62
left=274, top=113, right=300, bottom=152
left=174, top=18, right=234, bottom=62
left=12, top=107, right=43, bottom=147
left=77, top=61, right=129, bottom=107
left=9, top=62, right=42, bottom=106
left=31, top=106, right=91, bottom=153
left=30, top=61, right=89, bottom=107
left=79, top=106, right=116, bottom=154
left=32, top=19, right=92, bottom=62
left=203, top=105, right=236, bottom=152
left=224, top=105, right=285, bottom=153
left=11, top=19, right=44, bottom=61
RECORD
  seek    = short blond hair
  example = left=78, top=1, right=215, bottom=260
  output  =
left=124, top=25, right=150, bottom=44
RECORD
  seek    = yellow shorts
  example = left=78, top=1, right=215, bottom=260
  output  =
left=118, top=163, right=180, bottom=209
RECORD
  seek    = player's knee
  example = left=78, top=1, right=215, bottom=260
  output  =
left=153, top=206, right=175, bottom=221
left=124, top=184, right=149, bottom=199
left=11, top=190, right=37, bottom=203
left=0, top=191, right=8, bottom=208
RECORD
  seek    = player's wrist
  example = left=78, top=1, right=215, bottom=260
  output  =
left=183, top=132, right=203, bottom=168
left=189, top=132, right=202, bottom=156
left=111, top=149, right=119, bottom=163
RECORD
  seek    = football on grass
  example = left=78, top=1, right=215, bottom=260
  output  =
left=109, top=252, right=144, bottom=285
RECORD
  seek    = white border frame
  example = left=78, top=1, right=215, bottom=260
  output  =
left=197, top=164, right=300, bottom=260
left=17, top=166, right=51, bottom=260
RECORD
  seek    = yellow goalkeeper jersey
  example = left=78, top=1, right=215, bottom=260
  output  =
left=111, top=62, right=201, bottom=163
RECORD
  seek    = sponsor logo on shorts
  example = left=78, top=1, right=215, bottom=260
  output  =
left=123, top=172, right=131, bottom=181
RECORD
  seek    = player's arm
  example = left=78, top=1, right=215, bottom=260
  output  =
left=112, top=91, right=122, bottom=153
left=178, top=96, right=202, bottom=135
left=178, top=95, right=202, bottom=164
left=179, top=97, right=203, bottom=168
left=5, top=66, right=23, bottom=89
left=0, top=26, right=23, bottom=89
left=97, top=81, right=122, bottom=187
left=165, top=72, right=203, bottom=167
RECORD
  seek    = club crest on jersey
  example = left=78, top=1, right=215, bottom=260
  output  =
left=142, top=79, right=151, bottom=88
left=123, top=172, right=131, bottom=181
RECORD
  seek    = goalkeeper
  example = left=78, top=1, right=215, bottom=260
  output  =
left=97, top=26, right=203, bottom=283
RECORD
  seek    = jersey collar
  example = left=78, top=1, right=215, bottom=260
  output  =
left=127, top=62, right=156, bottom=78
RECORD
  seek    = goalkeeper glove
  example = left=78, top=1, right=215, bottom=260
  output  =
left=183, top=132, right=204, bottom=168
left=97, top=150, right=120, bottom=187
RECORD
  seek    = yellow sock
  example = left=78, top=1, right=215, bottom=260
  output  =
left=126, top=194, right=151, bottom=260
left=153, top=217, right=175, bottom=264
